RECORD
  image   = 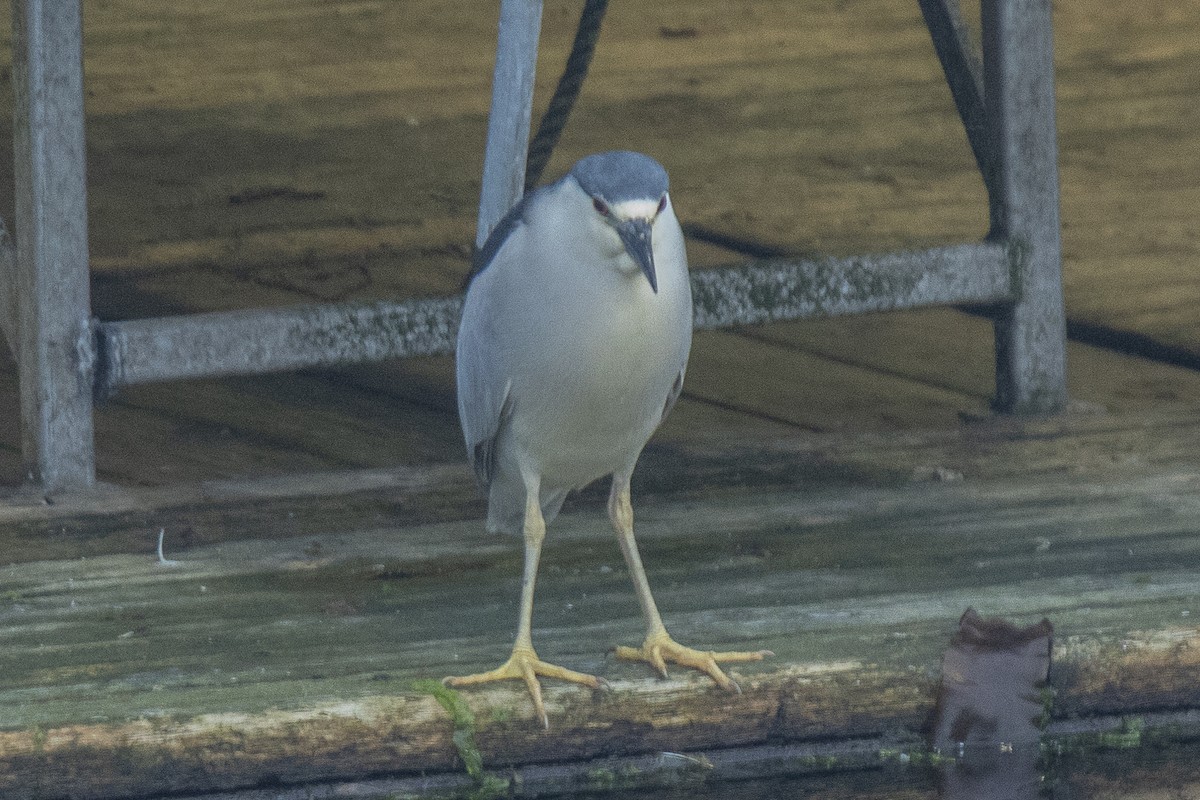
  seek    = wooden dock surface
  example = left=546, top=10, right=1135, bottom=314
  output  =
left=0, top=0, right=1197, bottom=486
left=3, top=411, right=1200, bottom=797
left=0, top=0, right=1199, bottom=797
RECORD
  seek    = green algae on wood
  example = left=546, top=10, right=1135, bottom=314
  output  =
left=414, top=679, right=489, bottom=785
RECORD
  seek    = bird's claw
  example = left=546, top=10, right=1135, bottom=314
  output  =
left=443, top=646, right=602, bottom=729
left=615, top=633, right=771, bottom=691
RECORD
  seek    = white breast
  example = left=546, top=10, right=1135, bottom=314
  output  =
left=491, top=181, right=693, bottom=489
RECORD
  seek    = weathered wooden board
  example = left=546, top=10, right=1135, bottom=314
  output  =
left=0, top=405, right=1199, bottom=552
left=3, top=427, right=1200, bottom=797
left=1, top=0, right=1199, bottom=490
left=0, top=1, right=1199, bottom=793
left=9, top=302, right=1200, bottom=490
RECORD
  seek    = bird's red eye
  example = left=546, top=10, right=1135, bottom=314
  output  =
left=592, top=197, right=610, bottom=216
left=656, top=195, right=668, bottom=215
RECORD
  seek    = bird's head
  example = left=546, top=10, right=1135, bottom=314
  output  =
left=569, top=151, right=671, bottom=293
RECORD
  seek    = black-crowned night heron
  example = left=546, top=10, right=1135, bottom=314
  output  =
left=445, top=151, right=769, bottom=728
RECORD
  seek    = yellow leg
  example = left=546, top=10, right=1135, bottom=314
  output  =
left=444, top=475, right=601, bottom=729
left=607, top=477, right=772, bottom=692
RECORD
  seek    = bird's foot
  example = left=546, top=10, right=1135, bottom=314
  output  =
left=443, top=646, right=603, bottom=729
left=614, top=632, right=772, bottom=692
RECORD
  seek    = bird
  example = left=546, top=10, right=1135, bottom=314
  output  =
left=444, top=150, right=770, bottom=728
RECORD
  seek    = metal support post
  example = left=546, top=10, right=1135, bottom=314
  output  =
left=11, top=0, right=97, bottom=491
left=0, top=229, right=16, bottom=356
left=982, top=0, right=1067, bottom=413
left=475, top=0, right=543, bottom=248
left=917, top=0, right=993, bottom=191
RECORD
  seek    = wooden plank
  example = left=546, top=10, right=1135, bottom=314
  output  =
left=684, top=329, right=985, bottom=432
left=0, top=1, right=1191, bottom=795
left=94, top=368, right=464, bottom=480
left=2, top=0, right=987, bottom=305
left=3, top=458, right=1200, bottom=796
left=742, top=308, right=1200, bottom=417
left=9, top=291, right=1200, bottom=499
left=1053, top=2, right=1200, bottom=356
left=1056, top=744, right=1200, bottom=800
left=0, top=0, right=1189, bottom=363
left=0, top=0, right=1187, bottom=491
left=6, top=405, right=1200, bottom=546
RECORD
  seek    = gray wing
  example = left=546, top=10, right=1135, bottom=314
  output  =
left=456, top=193, right=540, bottom=486
left=463, top=189, right=537, bottom=288
left=457, top=294, right=513, bottom=488
left=660, top=367, right=686, bottom=425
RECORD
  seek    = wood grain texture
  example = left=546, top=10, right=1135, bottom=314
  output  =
left=0, top=0, right=1198, bottom=795
left=4, top=420, right=1200, bottom=795
left=0, top=0, right=1195, bottom=487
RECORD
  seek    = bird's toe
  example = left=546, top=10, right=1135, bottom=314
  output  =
left=616, top=632, right=770, bottom=690
left=441, top=647, right=601, bottom=729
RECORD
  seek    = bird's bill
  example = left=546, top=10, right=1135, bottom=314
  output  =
left=616, top=218, right=657, bottom=293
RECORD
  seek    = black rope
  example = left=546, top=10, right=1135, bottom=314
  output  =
left=524, top=0, right=610, bottom=191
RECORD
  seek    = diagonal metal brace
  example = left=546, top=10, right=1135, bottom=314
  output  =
left=918, top=0, right=994, bottom=193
